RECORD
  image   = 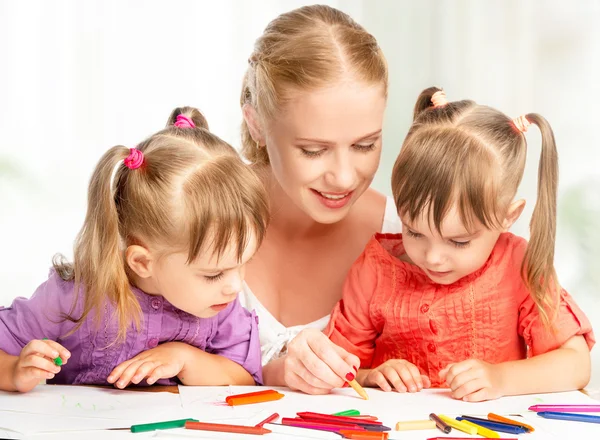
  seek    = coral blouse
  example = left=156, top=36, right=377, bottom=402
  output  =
left=326, top=233, right=594, bottom=387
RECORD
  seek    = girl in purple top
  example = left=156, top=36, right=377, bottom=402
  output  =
left=0, top=107, right=269, bottom=393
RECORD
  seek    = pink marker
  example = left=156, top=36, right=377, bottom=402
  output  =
left=529, top=404, right=600, bottom=413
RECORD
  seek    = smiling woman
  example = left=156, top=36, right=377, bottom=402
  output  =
left=236, top=4, right=401, bottom=394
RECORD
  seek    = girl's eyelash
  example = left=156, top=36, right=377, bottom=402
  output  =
left=204, top=273, right=224, bottom=283
left=406, top=229, right=421, bottom=238
left=451, top=240, right=471, bottom=248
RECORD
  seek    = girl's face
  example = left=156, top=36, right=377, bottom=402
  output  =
left=263, top=81, right=386, bottom=224
left=400, top=205, right=502, bottom=285
left=149, top=234, right=257, bottom=318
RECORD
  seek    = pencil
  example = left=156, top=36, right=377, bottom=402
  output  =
left=347, top=379, right=369, bottom=400
left=185, top=420, right=271, bottom=435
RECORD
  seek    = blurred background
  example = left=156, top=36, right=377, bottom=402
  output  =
left=1, top=0, right=599, bottom=393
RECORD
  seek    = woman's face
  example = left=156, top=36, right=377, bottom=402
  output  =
left=263, top=80, right=386, bottom=224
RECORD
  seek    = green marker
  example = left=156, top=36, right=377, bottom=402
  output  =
left=332, top=409, right=360, bottom=416
left=130, top=418, right=198, bottom=433
left=42, top=338, right=63, bottom=366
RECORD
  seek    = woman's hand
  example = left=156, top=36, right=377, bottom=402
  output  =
left=359, top=359, right=431, bottom=393
left=281, top=328, right=360, bottom=394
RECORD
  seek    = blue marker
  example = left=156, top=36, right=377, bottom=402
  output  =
left=537, top=411, right=600, bottom=424
left=456, top=417, right=528, bottom=434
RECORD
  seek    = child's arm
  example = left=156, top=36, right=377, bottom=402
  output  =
left=441, top=335, right=591, bottom=402
left=107, top=342, right=254, bottom=388
left=109, top=298, right=262, bottom=388
left=0, top=340, right=71, bottom=392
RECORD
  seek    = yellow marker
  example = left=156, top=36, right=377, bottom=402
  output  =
left=347, top=379, right=369, bottom=400
left=395, top=420, right=436, bottom=431
left=460, top=419, right=501, bottom=438
left=437, top=415, right=477, bottom=436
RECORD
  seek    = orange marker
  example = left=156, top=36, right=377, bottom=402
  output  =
left=225, top=389, right=284, bottom=406
left=487, top=413, right=535, bottom=432
left=185, top=421, right=271, bottom=435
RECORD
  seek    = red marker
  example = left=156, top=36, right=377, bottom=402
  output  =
left=255, top=412, right=279, bottom=427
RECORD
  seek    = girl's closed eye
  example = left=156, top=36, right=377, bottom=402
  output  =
left=450, top=240, right=471, bottom=248
left=203, top=272, right=224, bottom=283
left=405, top=229, right=422, bottom=239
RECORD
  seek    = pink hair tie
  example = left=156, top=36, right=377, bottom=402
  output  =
left=513, top=115, right=530, bottom=133
left=174, top=114, right=196, bottom=128
left=431, top=90, right=448, bottom=108
left=124, top=148, right=144, bottom=170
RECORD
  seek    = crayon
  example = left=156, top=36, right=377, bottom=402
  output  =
left=184, top=420, right=271, bottom=435
left=130, top=418, right=197, bottom=433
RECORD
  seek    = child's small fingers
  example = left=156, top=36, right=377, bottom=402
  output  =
left=448, top=368, right=477, bottom=392
left=372, top=372, right=392, bottom=392
left=26, top=340, right=59, bottom=360
left=131, top=362, right=157, bottom=384
left=462, top=387, right=490, bottom=402
left=421, top=374, right=432, bottom=388
left=380, top=368, right=406, bottom=393
left=396, top=366, right=418, bottom=393
left=453, top=377, right=485, bottom=400
left=116, top=360, right=146, bottom=388
left=406, top=363, right=424, bottom=390
left=147, top=365, right=172, bottom=385
left=22, top=353, right=61, bottom=374
left=43, top=340, right=71, bottom=361
left=107, top=359, right=136, bottom=383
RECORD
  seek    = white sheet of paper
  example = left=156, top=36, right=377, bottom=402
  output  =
left=0, top=385, right=190, bottom=435
left=178, top=385, right=600, bottom=439
left=1, top=384, right=599, bottom=438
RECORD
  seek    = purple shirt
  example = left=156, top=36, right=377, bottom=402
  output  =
left=0, top=270, right=262, bottom=385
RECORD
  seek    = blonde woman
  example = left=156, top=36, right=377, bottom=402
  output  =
left=239, top=5, right=400, bottom=394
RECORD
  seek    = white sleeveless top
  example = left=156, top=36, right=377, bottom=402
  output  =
left=239, top=196, right=402, bottom=365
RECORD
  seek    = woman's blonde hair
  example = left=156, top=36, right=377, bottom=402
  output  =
left=240, top=4, right=388, bottom=164
left=54, top=106, right=269, bottom=342
left=392, top=87, right=560, bottom=323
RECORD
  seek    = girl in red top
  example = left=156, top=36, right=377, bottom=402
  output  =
left=326, top=87, right=594, bottom=402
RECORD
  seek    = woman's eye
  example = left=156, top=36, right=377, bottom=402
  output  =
left=353, top=143, right=375, bottom=152
left=300, top=149, right=324, bottom=158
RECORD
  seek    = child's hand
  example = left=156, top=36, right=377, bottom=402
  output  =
left=12, top=339, right=70, bottom=392
left=440, top=359, right=505, bottom=402
left=361, top=359, right=431, bottom=393
left=107, top=342, right=190, bottom=389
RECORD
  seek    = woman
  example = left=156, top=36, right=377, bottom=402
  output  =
left=239, top=4, right=399, bottom=394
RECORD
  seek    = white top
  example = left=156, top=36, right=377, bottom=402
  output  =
left=239, top=196, right=402, bottom=365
